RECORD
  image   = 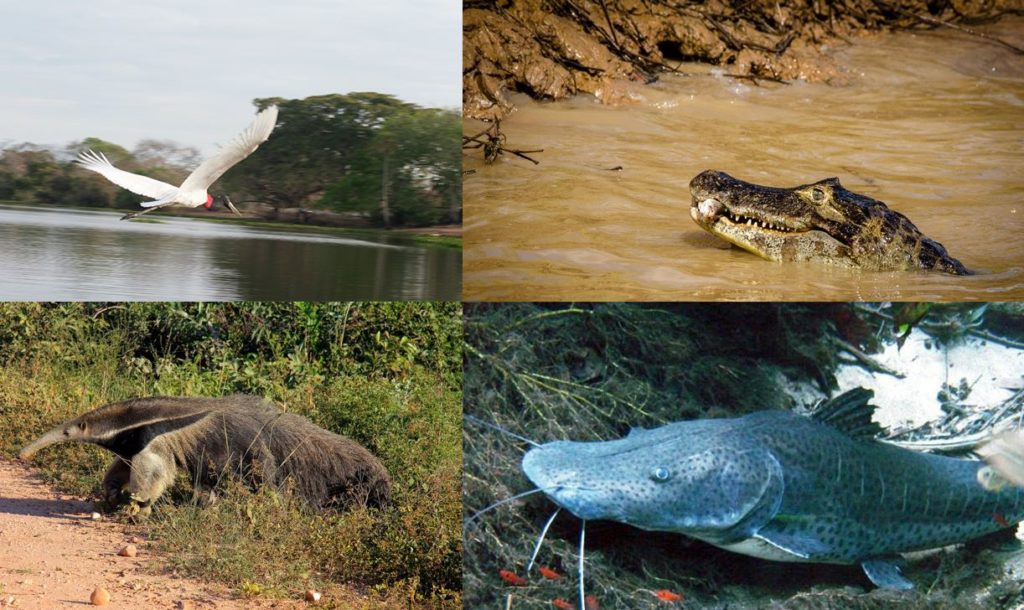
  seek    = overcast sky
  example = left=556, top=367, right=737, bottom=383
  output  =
left=0, top=0, right=460, bottom=155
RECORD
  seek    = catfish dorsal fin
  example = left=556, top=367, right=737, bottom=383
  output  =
left=810, top=388, right=884, bottom=440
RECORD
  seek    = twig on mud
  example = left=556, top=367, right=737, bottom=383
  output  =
left=702, top=14, right=744, bottom=51
left=724, top=72, right=790, bottom=86
left=559, top=0, right=671, bottom=77
left=912, top=13, right=1024, bottom=55
left=463, top=120, right=544, bottom=165
left=700, top=11, right=796, bottom=58
left=871, top=0, right=1024, bottom=54
left=597, top=0, right=620, bottom=51
left=773, top=30, right=798, bottom=55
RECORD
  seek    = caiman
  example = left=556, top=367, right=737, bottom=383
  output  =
left=522, top=389, right=1022, bottom=590
left=688, top=170, right=970, bottom=275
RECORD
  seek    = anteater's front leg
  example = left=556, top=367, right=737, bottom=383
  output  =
left=126, top=448, right=177, bottom=519
left=101, top=457, right=132, bottom=509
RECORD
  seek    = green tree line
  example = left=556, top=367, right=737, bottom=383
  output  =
left=0, top=93, right=461, bottom=228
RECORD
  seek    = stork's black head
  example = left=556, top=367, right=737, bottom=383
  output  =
left=204, top=194, right=240, bottom=216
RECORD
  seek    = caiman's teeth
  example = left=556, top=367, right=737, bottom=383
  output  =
left=727, top=213, right=793, bottom=232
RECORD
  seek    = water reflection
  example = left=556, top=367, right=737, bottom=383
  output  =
left=0, top=205, right=461, bottom=300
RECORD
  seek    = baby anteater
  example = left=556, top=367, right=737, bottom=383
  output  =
left=19, top=395, right=391, bottom=517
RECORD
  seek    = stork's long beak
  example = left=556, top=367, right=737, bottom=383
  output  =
left=225, top=196, right=241, bottom=216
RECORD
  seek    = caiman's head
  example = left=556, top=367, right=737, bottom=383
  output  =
left=688, top=170, right=969, bottom=275
left=522, top=422, right=783, bottom=539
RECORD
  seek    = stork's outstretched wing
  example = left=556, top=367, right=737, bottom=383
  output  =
left=178, top=105, right=279, bottom=193
left=75, top=150, right=179, bottom=200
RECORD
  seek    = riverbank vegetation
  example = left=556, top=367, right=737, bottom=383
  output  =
left=0, top=302, right=462, bottom=609
left=0, top=93, right=460, bottom=230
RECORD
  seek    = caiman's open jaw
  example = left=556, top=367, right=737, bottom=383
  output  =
left=689, top=193, right=852, bottom=265
left=685, top=169, right=970, bottom=274
left=690, top=195, right=808, bottom=235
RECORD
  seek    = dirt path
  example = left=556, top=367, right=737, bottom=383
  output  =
left=0, top=459, right=299, bottom=610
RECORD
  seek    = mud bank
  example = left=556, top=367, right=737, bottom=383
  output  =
left=463, top=0, right=1022, bottom=118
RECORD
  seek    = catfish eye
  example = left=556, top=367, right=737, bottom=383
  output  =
left=650, top=466, right=672, bottom=482
left=810, top=187, right=826, bottom=203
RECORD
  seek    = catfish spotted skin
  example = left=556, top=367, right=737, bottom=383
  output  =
left=688, top=170, right=970, bottom=275
left=523, top=410, right=1024, bottom=588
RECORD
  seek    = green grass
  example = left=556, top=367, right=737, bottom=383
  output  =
left=0, top=302, right=461, bottom=609
left=408, top=234, right=462, bottom=249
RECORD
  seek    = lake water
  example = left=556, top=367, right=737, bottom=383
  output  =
left=463, top=17, right=1024, bottom=301
left=0, top=205, right=461, bottom=300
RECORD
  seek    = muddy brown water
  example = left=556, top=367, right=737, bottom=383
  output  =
left=463, top=18, right=1024, bottom=301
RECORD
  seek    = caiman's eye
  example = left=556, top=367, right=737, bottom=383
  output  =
left=650, top=466, right=672, bottom=482
left=810, top=187, right=826, bottom=203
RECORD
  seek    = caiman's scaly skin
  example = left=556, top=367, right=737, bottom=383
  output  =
left=523, top=409, right=1023, bottom=589
left=688, top=170, right=970, bottom=275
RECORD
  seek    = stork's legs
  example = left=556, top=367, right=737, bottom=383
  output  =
left=120, top=201, right=178, bottom=221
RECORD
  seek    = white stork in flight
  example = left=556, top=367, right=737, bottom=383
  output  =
left=76, top=105, right=278, bottom=221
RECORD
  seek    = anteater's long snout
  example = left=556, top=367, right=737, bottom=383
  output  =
left=19, top=426, right=70, bottom=460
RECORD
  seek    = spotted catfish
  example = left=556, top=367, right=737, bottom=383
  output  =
left=688, top=170, right=970, bottom=274
left=522, top=389, right=1022, bottom=589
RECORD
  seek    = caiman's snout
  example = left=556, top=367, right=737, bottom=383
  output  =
left=691, top=197, right=724, bottom=225
left=689, top=170, right=741, bottom=201
left=688, top=170, right=741, bottom=226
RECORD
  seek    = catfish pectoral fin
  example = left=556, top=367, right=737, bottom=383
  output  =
left=861, top=557, right=914, bottom=590
left=753, top=521, right=831, bottom=559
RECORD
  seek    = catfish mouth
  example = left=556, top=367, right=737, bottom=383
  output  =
left=523, top=445, right=630, bottom=522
